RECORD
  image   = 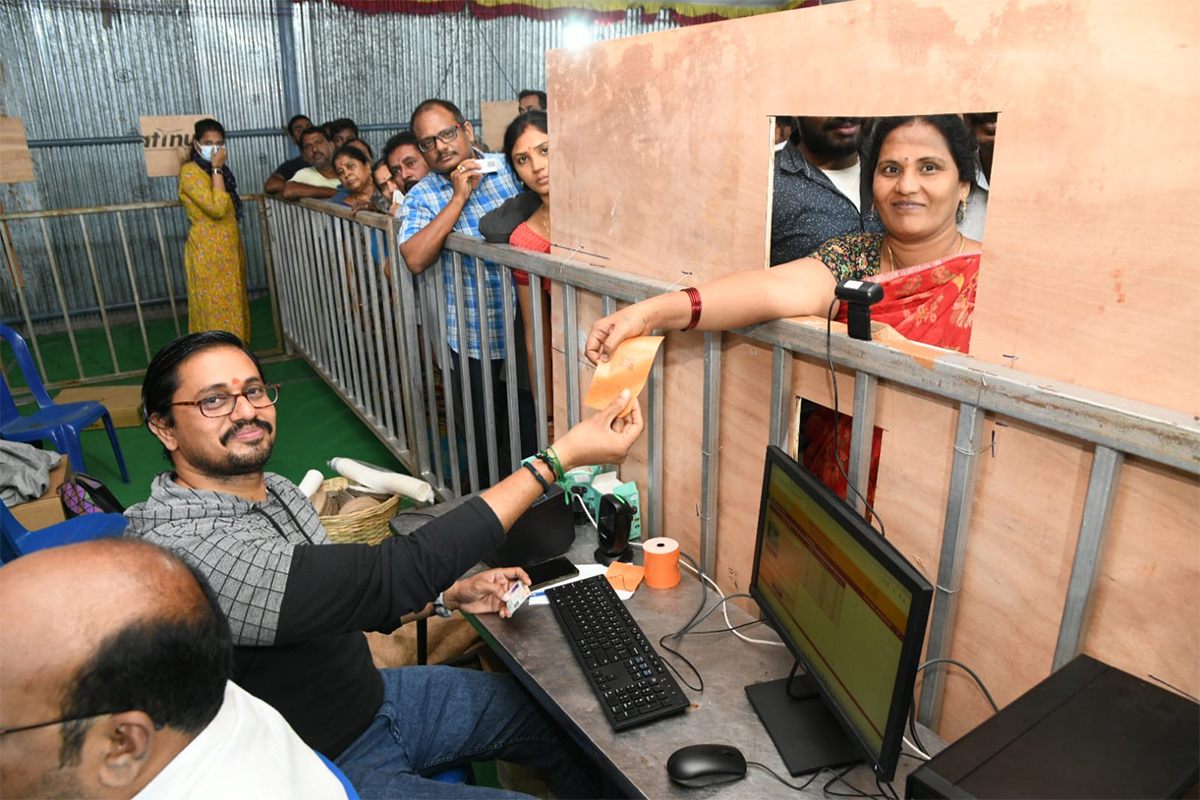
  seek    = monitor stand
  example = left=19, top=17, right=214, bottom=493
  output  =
left=745, top=673, right=863, bottom=776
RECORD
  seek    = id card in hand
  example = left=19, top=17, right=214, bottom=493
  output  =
left=506, top=581, right=531, bottom=615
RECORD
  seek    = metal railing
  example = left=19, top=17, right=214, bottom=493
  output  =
left=266, top=196, right=1200, bottom=732
left=0, top=196, right=283, bottom=390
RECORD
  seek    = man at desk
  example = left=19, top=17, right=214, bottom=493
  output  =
left=124, top=330, right=645, bottom=798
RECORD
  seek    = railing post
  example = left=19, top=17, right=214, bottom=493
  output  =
left=847, top=371, right=878, bottom=510
left=699, top=332, right=722, bottom=575
left=769, top=346, right=794, bottom=451
left=1053, top=446, right=1125, bottom=670
left=917, top=402, right=986, bottom=729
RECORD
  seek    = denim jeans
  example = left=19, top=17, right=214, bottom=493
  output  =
left=334, top=666, right=598, bottom=799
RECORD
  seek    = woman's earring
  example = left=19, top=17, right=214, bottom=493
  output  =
left=959, top=196, right=968, bottom=219
left=869, top=202, right=878, bottom=220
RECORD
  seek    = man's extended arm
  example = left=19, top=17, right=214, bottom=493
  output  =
left=264, top=173, right=288, bottom=194
left=282, top=181, right=338, bottom=201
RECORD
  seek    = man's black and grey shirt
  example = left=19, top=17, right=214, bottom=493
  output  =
left=124, top=473, right=505, bottom=757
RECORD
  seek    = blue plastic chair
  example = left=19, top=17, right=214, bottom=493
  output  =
left=0, top=324, right=129, bottom=482
left=0, top=499, right=127, bottom=564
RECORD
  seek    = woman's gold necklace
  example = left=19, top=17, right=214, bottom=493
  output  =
left=530, top=206, right=550, bottom=239
left=885, top=232, right=964, bottom=272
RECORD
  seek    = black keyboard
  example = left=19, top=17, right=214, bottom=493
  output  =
left=544, top=574, right=690, bottom=731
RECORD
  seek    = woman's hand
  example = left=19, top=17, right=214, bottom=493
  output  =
left=210, top=145, right=228, bottom=169
left=585, top=303, right=657, bottom=365
left=552, top=389, right=645, bottom=469
left=444, top=567, right=531, bottom=618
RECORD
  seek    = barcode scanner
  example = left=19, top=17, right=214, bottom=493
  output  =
left=595, top=493, right=634, bottom=566
left=834, top=279, right=884, bottom=341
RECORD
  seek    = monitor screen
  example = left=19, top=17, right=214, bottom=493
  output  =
left=749, top=446, right=932, bottom=780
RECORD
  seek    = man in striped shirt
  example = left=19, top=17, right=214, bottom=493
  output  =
left=399, top=98, right=536, bottom=489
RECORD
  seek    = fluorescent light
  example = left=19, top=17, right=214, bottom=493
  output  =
left=563, top=22, right=591, bottom=50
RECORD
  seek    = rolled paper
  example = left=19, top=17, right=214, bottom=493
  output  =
left=643, top=536, right=681, bottom=589
left=298, top=469, right=324, bottom=498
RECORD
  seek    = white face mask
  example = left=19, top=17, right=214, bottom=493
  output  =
left=198, top=144, right=221, bottom=161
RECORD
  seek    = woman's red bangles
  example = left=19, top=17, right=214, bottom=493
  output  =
left=681, top=287, right=702, bottom=332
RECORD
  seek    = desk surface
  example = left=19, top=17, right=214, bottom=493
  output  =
left=469, top=532, right=936, bottom=799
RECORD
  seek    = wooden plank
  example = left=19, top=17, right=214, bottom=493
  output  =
left=0, top=117, right=35, bottom=184
left=480, top=100, right=519, bottom=153
left=139, top=114, right=209, bottom=178
left=547, top=0, right=1200, bottom=741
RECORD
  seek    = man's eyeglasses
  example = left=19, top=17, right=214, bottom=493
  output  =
left=0, top=711, right=162, bottom=736
left=170, top=384, right=281, bottom=418
left=416, top=125, right=463, bottom=153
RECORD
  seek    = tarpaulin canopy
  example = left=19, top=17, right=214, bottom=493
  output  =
left=298, top=0, right=815, bottom=26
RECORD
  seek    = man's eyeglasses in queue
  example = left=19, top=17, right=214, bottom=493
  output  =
left=416, top=125, right=463, bottom=153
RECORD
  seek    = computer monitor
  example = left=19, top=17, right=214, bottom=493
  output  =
left=746, top=445, right=933, bottom=782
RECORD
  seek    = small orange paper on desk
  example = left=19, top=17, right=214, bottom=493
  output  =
left=606, top=561, right=644, bottom=593
left=584, top=336, right=664, bottom=418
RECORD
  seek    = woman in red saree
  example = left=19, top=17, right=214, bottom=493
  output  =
left=584, top=114, right=981, bottom=504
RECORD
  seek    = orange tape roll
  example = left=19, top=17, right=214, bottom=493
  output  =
left=643, top=537, right=681, bottom=589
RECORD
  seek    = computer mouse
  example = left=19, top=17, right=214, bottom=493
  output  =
left=666, top=743, right=747, bottom=788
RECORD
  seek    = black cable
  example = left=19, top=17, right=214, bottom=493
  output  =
left=785, top=660, right=805, bottom=700
left=679, top=619, right=767, bottom=635
left=745, top=762, right=824, bottom=791
left=916, top=658, right=999, bottom=712
left=657, top=551, right=708, bottom=691
left=825, top=297, right=888, bottom=540
left=823, top=765, right=880, bottom=798
left=876, top=775, right=900, bottom=800
left=908, top=689, right=929, bottom=756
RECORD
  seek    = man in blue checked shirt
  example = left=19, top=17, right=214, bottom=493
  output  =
left=399, top=98, right=536, bottom=488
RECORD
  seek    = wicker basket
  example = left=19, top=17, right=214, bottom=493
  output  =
left=317, top=476, right=400, bottom=545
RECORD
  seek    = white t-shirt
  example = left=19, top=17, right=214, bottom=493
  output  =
left=134, top=681, right=347, bottom=800
left=819, top=162, right=862, bottom=211
left=288, top=167, right=341, bottom=190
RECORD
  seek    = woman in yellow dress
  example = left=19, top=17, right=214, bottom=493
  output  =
left=178, top=118, right=250, bottom=341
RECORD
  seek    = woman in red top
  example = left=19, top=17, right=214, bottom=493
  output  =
left=503, top=111, right=554, bottom=419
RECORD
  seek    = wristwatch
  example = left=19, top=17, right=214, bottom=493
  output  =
left=433, top=591, right=453, bottom=618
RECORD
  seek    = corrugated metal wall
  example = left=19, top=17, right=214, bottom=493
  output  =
left=0, top=0, right=680, bottom=325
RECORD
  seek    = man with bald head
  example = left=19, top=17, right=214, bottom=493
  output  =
left=0, top=538, right=342, bottom=799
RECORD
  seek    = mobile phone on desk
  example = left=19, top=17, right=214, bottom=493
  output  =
left=525, top=556, right=579, bottom=591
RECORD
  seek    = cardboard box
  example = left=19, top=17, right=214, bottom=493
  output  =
left=9, top=456, right=68, bottom=530
left=53, top=385, right=144, bottom=429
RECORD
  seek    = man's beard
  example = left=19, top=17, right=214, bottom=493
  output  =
left=183, top=420, right=275, bottom=477
left=798, top=117, right=864, bottom=160
left=403, top=177, right=420, bottom=192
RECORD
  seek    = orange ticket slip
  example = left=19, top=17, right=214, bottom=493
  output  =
left=605, top=561, right=645, bottom=593
left=583, top=336, right=664, bottom=418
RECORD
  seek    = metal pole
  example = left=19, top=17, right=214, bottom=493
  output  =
left=434, top=262, right=463, bottom=497
left=564, top=284, right=580, bottom=428
left=151, top=209, right=182, bottom=337
left=530, top=277, right=549, bottom=452
left=257, top=198, right=284, bottom=352
left=77, top=217, right=120, bottom=374
left=847, top=371, right=878, bottom=510
left=917, top=403, right=986, bottom=728
left=768, top=347, right=794, bottom=451
left=274, top=0, right=303, bottom=157
left=1053, top=446, right=1125, bottom=670
left=38, top=218, right=85, bottom=379
left=501, top=267, right=522, bottom=473
left=451, top=253, right=479, bottom=493
left=472, top=255, right=500, bottom=487
left=646, top=338, right=665, bottom=539
left=700, top=332, right=722, bottom=574
left=114, top=213, right=152, bottom=362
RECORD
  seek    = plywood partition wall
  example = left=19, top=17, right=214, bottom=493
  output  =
left=545, top=0, right=1200, bottom=739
